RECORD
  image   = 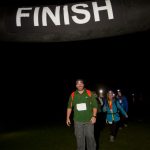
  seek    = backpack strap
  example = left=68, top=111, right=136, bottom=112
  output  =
left=72, top=90, right=91, bottom=100
left=71, top=91, right=75, bottom=100
left=69, top=91, right=75, bottom=108
left=86, top=89, right=92, bottom=97
left=70, top=90, right=92, bottom=107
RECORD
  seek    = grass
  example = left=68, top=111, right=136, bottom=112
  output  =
left=0, top=121, right=150, bottom=150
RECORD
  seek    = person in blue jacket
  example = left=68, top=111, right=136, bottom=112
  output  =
left=103, top=90, right=128, bottom=142
left=116, top=90, right=128, bottom=128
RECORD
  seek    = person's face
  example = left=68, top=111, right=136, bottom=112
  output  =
left=76, top=81, right=84, bottom=91
left=118, top=91, right=122, bottom=96
left=108, top=91, right=113, bottom=100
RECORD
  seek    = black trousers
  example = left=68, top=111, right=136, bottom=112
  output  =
left=109, top=121, right=119, bottom=137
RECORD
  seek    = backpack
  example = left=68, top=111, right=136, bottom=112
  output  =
left=70, top=90, right=92, bottom=108
left=71, top=89, right=92, bottom=100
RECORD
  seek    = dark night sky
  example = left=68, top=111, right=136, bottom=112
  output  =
left=1, top=31, right=150, bottom=127
left=0, top=0, right=150, bottom=128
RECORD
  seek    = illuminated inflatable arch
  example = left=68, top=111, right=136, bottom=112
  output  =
left=0, top=0, right=150, bottom=42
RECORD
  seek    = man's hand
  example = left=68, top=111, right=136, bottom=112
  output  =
left=125, top=114, right=128, bottom=118
left=91, top=116, right=96, bottom=124
left=66, top=118, right=71, bottom=126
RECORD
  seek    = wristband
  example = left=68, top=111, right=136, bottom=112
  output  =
left=92, top=116, right=97, bottom=118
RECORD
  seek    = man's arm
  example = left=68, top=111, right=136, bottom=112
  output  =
left=91, top=108, right=97, bottom=124
left=66, top=95, right=73, bottom=126
left=66, top=108, right=72, bottom=126
left=93, top=108, right=97, bottom=117
left=91, top=93, right=98, bottom=124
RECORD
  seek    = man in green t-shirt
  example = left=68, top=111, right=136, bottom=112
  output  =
left=66, top=79, right=98, bottom=150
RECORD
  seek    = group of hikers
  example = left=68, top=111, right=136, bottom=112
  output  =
left=66, top=79, right=128, bottom=150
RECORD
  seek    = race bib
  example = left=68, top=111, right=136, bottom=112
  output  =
left=76, top=103, right=87, bottom=111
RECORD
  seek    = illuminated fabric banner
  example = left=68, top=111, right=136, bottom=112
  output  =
left=0, top=0, right=150, bottom=42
